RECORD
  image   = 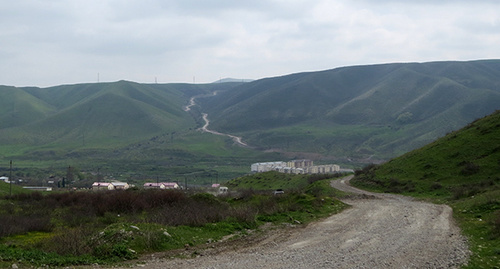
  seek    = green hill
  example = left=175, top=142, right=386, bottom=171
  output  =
left=0, top=80, right=258, bottom=183
left=0, top=180, right=31, bottom=196
left=0, top=86, right=55, bottom=128
left=0, top=60, right=499, bottom=181
left=351, top=110, right=500, bottom=268
left=0, top=81, right=222, bottom=147
left=201, top=60, right=500, bottom=158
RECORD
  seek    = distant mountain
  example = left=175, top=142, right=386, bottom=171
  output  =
left=0, top=60, right=499, bottom=170
left=0, top=81, right=237, bottom=147
left=200, top=60, right=500, bottom=158
left=212, top=78, right=254, bottom=83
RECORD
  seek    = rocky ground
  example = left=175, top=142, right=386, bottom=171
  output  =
left=113, top=175, right=470, bottom=269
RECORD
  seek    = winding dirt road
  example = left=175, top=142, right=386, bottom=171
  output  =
left=199, top=113, right=248, bottom=147
left=184, top=92, right=248, bottom=147
left=129, top=176, right=470, bottom=268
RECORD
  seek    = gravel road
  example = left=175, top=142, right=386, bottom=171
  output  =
left=120, top=176, right=470, bottom=269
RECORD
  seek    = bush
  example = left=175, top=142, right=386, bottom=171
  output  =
left=493, top=210, right=500, bottom=237
left=354, top=164, right=377, bottom=177
left=430, top=182, right=443, bottom=190
left=0, top=214, right=53, bottom=238
left=452, top=185, right=481, bottom=200
left=460, top=161, right=480, bottom=176
left=41, top=227, right=92, bottom=256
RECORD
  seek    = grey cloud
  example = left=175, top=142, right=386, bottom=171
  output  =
left=0, top=0, right=499, bottom=87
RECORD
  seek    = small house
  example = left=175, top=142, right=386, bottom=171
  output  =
left=23, top=186, right=52, bottom=192
left=162, top=182, right=179, bottom=189
left=143, top=182, right=179, bottom=189
left=218, top=186, right=228, bottom=194
left=111, top=182, right=129, bottom=190
left=92, top=182, right=114, bottom=190
left=144, top=182, right=162, bottom=189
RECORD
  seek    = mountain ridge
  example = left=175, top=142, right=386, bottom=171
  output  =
left=0, top=60, right=499, bottom=169
left=199, top=60, right=500, bottom=157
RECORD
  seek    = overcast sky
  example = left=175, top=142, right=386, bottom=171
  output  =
left=1, top=0, right=499, bottom=87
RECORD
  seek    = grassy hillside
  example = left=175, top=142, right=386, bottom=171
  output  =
left=226, top=171, right=310, bottom=191
left=0, top=181, right=30, bottom=196
left=351, top=110, right=500, bottom=268
left=201, top=60, right=500, bottom=158
left=0, top=81, right=196, bottom=147
left=0, top=86, right=55, bottom=128
left=1, top=61, right=499, bottom=182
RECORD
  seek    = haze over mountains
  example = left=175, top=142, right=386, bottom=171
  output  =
left=1, top=60, right=499, bottom=169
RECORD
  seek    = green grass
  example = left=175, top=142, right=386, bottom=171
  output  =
left=0, top=175, right=349, bottom=267
left=0, top=181, right=30, bottom=196
left=206, top=60, right=500, bottom=159
left=351, top=110, right=500, bottom=268
left=226, top=171, right=310, bottom=190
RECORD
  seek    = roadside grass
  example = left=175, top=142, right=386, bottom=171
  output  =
left=350, top=111, right=500, bottom=268
left=0, top=174, right=348, bottom=267
left=225, top=171, right=310, bottom=190
left=352, top=162, right=500, bottom=267
left=0, top=182, right=30, bottom=196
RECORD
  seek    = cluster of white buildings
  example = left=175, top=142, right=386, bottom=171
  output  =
left=91, top=181, right=181, bottom=190
left=251, top=159, right=340, bottom=175
left=92, top=181, right=130, bottom=191
left=143, top=182, right=180, bottom=189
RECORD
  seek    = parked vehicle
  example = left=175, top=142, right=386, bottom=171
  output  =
left=273, top=189, right=284, bottom=195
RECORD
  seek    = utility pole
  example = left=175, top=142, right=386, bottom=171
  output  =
left=9, top=160, right=12, bottom=197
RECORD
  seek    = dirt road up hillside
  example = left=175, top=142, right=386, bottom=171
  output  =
left=123, top=176, right=470, bottom=268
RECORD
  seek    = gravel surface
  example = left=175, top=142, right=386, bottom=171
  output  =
left=117, top=175, right=470, bottom=269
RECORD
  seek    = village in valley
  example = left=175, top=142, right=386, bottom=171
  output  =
left=251, top=159, right=342, bottom=174
left=1, top=159, right=347, bottom=193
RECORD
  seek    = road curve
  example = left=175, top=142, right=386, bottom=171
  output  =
left=123, top=176, right=470, bottom=268
left=184, top=92, right=248, bottom=147
left=199, top=113, right=248, bottom=147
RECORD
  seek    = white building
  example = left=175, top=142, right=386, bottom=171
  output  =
left=251, top=162, right=287, bottom=172
left=92, top=181, right=130, bottom=190
left=92, top=182, right=114, bottom=190
left=251, top=160, right=340, bottom=175
left=143, top=182, right=179, bottom=189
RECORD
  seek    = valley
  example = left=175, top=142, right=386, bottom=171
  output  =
left=0, top=60, right=499, bottom=188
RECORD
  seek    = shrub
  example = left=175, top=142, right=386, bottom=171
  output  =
left=149, top=197, right=230, bottom=226
left=354, top=164, right=377, bottom=177
left=41, top=226, right=92, bottom=256
left=493, top=210, right=500, bottom=237
left=430, top=182, right=443, bottom=190
left=460, top=161, right=480, bottom=176
left=307, top=173, right=340, bottom=184
left=452, top=185, right=481, bottom=200
left=0, top=214, right=53, bottom=238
